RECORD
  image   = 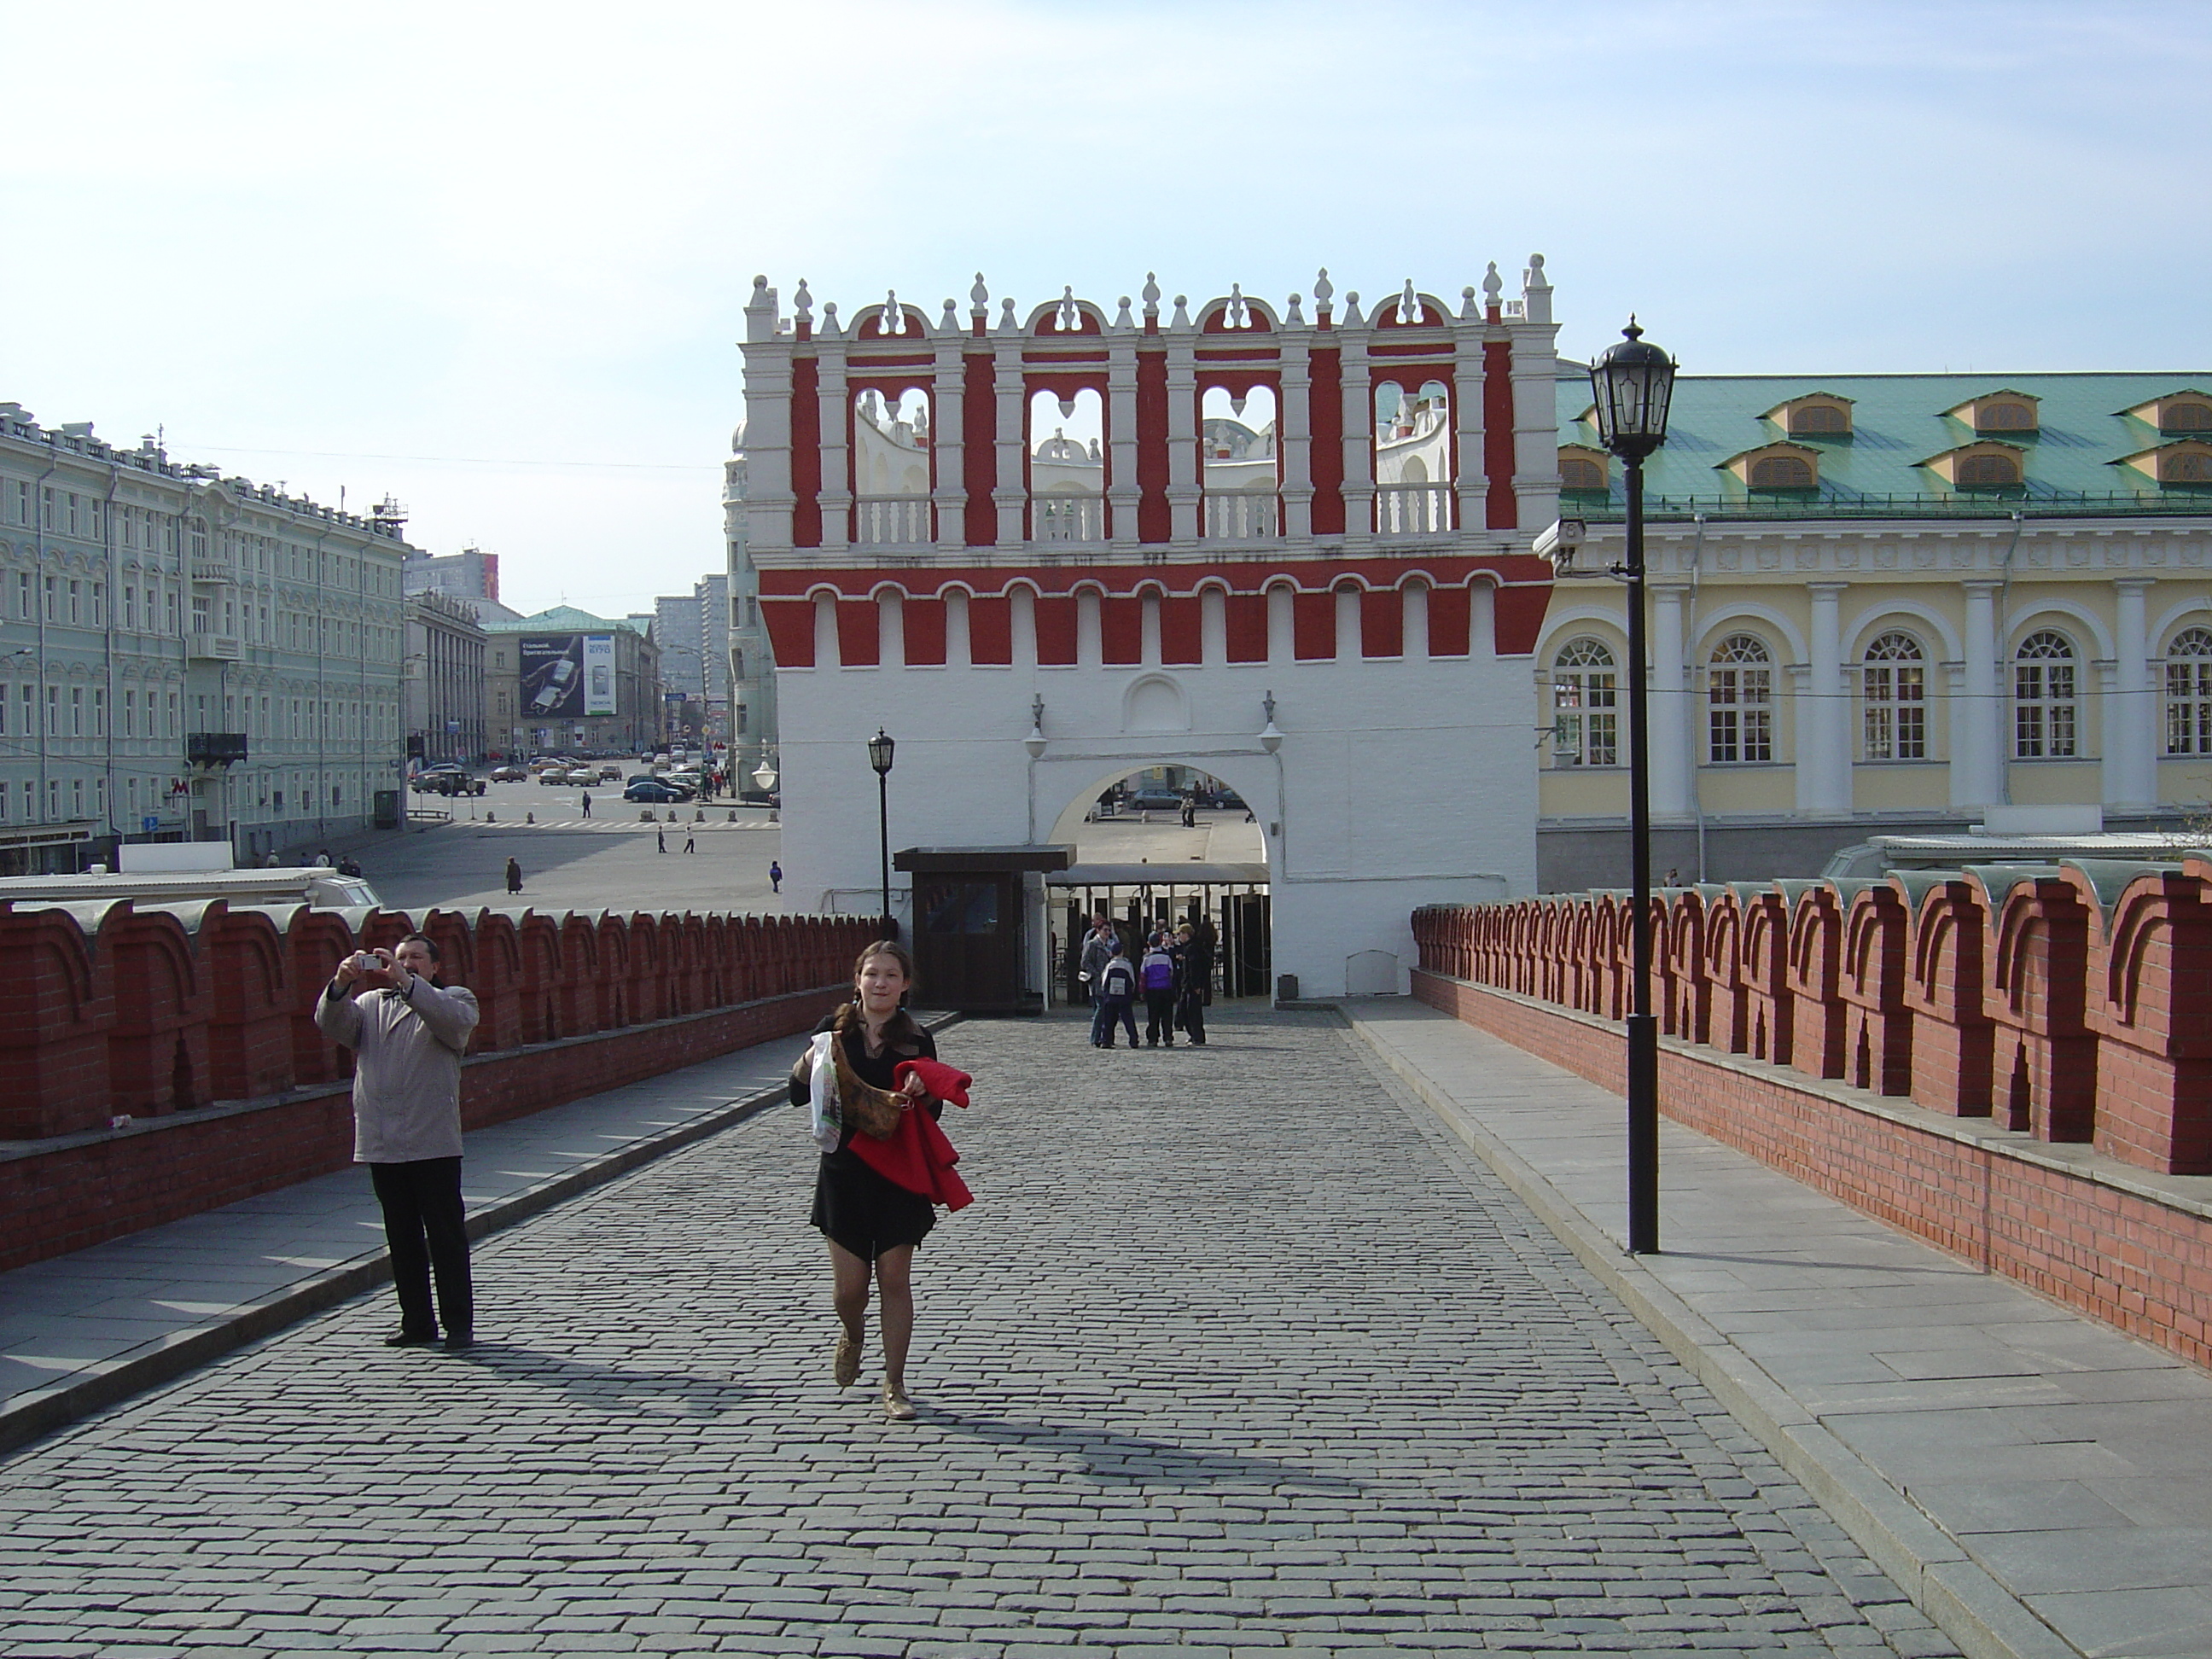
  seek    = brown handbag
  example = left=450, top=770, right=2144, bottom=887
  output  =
left=832, top=1039, right=907, bottom=1141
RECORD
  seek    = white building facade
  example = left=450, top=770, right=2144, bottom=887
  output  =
left=0, top=405, right=412, bottom=870
left=738, top=265, right=1563, bottom=997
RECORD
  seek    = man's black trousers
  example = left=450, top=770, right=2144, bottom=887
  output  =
left=370, top=1156, right=473, bottom=1338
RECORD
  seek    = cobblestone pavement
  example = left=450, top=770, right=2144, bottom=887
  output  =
left=0, top=1009, right=1962, bottom=1658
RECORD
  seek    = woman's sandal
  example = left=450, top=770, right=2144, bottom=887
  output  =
left=882, top=1381, right=917, bottom=1422
left=834, top=1333, right=861, bottom=1388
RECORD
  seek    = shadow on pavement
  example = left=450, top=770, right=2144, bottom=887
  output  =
left=918, top=1408, right=1366, bottom=1491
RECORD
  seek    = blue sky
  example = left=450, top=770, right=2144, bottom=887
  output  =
left=2, top=1, right=2203, bottom=615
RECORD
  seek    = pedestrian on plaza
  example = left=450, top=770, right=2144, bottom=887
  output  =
left=314, top=848, right=333, bottom=868
left=683, top=830, right=696, bottom=853
left=1174, top=923, right=1211, bottom=1046
left=1140, top=932, right=1179, bottom=1048
left=770, top=859, right=783, bottom=894
left=580, top=792, right=591, bottom=819
left=788, top=940, right=969, bottom=1423
left=315, top=934, right=482, bottom=1350
left=504, top=856, right=522, bottom=894
left=1078, top=914, right=1115, bottom=1008
left=1093, top=940, right=1138, bottom=1048
left=264, top=851, right=282, bottom=869
left=339, top=855, right=363, bottom=877
left=656, top=829, right=667, bottom=853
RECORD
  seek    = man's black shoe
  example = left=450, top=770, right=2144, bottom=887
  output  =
left=384, top=1329, right=437, bottom=1348
left=441, top=1332, right=477, bottom=1352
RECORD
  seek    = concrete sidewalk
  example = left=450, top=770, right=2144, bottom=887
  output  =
left=0, top=1023, right=838, bottom=1457
left=1348, top=998, right=2212, bottom=1659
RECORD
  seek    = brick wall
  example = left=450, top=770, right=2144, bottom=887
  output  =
left=1412, top=879, right=2212, bottom=1371
left=0, top=899, right=882, bottom=1271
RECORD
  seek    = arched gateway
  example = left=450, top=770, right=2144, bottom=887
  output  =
left=738, top=264, right=1562, bottom=998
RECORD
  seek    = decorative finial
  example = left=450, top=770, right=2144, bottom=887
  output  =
left=1313, top=267, right=1333, bottom=309
left=1170, top=294, right=1190, bottom=330
left=1623, top=315, right=1644, bottom=341
left=998, top=296, right=1018, bottom=334
left=820, top=300, right=840, bottom=337
left=1058, top=284, right=1081, bottom=332
left=970, top=272, right=989, bottom=313
left=1399, top=278, right=1419, bottom=324
left=1113, top=294, right=1133, bottom=330
left=1525, top=252, right=1548, bottom=283
left=1226, top=282, right=1249, bottom=329
left=1343, top=289, right=1363, bottom=325
left=1482, top=261, right=1504, bottom=305
left=940, top=297, right=958, bottom=332
left=750, top=274, right=768, bottom=296
left=793, top=278, right=813, bottom=321
left=1460, top=284, right=1479, bottom=320
left=1285, top=292, right=1304, bottom=326
left=1058, top=395, right=1078, bottom=420
left=1142, top=272, right=1161, bottom=319
left=883, top=289, right=903, bottom=335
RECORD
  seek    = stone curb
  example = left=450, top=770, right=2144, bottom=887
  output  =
left=0, top=1013, right=962, bottom=1460
left=1342, top=1007, right=2081, bottom=1659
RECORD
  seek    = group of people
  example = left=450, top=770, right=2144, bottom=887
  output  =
left=1079, top=915, right=1212, bottom=1048
left=317, top=928, right=974, bottom=1425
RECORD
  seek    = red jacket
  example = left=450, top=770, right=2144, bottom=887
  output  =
left=849, top=1057, right=974, bottom=1210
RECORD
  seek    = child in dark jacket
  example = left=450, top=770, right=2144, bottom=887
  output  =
left=1093, top=946, right=1139, bottom=1049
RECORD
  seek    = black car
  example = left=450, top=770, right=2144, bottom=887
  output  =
left=624, top=779, right=685, bottom=804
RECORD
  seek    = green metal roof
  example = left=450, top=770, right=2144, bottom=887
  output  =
left=482, top=605, right=653, bottom=637
left=1555, top=371, right=2212, bottom=521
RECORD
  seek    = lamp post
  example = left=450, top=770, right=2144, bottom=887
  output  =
left=1588, top=317, right=1678, bottom=1256
left=867, top=727, right=896, bottom=934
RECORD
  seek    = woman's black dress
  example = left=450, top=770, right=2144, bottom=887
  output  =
left=804, top=1015, right=940, bottom=1260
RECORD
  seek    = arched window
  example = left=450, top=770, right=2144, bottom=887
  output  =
left=1861, top=632, right=1926, bottom=760
left=1957, top=453, right=2020, bottom=488
left=1789, top=405, right=1848, bottom=434
left=2014, top=631, right=2077, bottom=759
left=1749, top=455, right=1813, bottom=489
left=1708, top=634, right=1773, bottom=763
left=2166, top=628, right=2212, bottom=754
left=2163, top=402, right=2212, bottom=432
left=1980, top=402, right=2035, bottom=431
left=1551, top=638, right=1617, bottom=767
left=2163, top=451, right=2212, bottom=484
left=1560, top=456, right=1606, bottom=491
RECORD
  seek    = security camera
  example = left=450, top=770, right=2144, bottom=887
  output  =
left=1533, top=516, right=1598, bottom=576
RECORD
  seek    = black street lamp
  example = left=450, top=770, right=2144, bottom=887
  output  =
left=1588, top=317, right=1678, bottom=1256
left=867, top=727, right=896, bottom=934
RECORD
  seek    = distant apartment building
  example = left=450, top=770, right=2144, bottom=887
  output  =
left=0, top=403, right=414, bottom=872
left=482, top=606, right=661, bottom=757
left=404, top=588, right=487, bottom=765
left=654, top=572, right=733, bottom=750
left=402, top=544, right=520, bottom=624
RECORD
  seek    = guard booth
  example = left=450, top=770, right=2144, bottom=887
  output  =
left=894, top=845, right=1073, bottom=1014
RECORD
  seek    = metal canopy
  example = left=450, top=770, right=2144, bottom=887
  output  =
left=1050, top=861, right=1270, bottom=887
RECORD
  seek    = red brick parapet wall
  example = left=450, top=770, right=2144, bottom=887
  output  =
left=0, top=900, right=881, bottom=1272
left=1412, top=865, right=2212, bottom=1370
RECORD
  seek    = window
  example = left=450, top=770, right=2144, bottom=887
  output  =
left=92, top=690, right=105, bottom=736
left=67, top=579, right=81, bottom=624
left=1789, top=405, right=1849, bottom=434
left=2165, top=403, right=2212, bottom=433
left=123, top=585, right=137, bottom=629
left=70, top=687, right=84, bottom=736
left=1551, top=638, right=1619, bottom=766
left=1979, top=402, right=2035, bottom=432
left=1958, top=453, right=2020, bottom=488
left=1559, top=456, right=1605, bottom=490
left=2162, top=451, right=2212, bottom=485
left=1749, top=455, right=1813, bottom=489
left=2014, top=631, right=2077, bottom=758
left=1708, top=634, right=1774, bottom=762
left=1862, top=632, right=1926, bottom=760
left=44, top=575, right=56, bottom=620
left=44, top=685, right=57, bottom=736
left=2167, top=628, right=2212, bottom=754
left=124, top=689, right=137, bottom=737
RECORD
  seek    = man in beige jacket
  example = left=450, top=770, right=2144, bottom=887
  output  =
left=315, top=933, right=483, bottom=1349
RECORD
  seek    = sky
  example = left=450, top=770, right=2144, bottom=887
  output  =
left=2, top=1, right=2203, bottom=618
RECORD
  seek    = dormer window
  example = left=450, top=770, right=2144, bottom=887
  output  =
left=2122, top=390, right=2212, bottom=434
left=1921, top=440, right=2027, bottom=491
left=1759, top=393, right=1854, bottom=437
left=1720, top=442, right=1821, bottom=492
left=1945, top=390, right=2041, bottom=434
left=2115, top=441, right=2212, bottom=487
left=1558, top=445, right=1610, bottom=492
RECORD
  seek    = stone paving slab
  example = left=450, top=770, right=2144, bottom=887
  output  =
left=1, top=1006, right=1965, bottom=1657
left=1347, top=998, right=2212, bottom=1659
left=0, top=1023, right=842, bottom=1456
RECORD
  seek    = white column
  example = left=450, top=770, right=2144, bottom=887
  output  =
left=2110, top=578, right=2157, bottom=808
left=1799, top=583, right=1849, bottom=815
left=1956, top=579, right=2001, bottom=809
left=1107, top=334, right=1140, bottom=550
left=1280, top=344, right=1313, bottom=539
left=1165, top=334, right=1199, bottom=545
left=815, top=352, right=850, bottom=555
left=931, top=340, right=966, bottom=553
left=993, top=336, right=1027, bottom=547
left=1339, top=322, right=1373, bottom=551
left=1650, top=584, right=1691, bottom=815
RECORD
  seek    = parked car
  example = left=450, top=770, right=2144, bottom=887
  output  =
left=624, top=779, right=685, bottom=803
left=597, top=765, right=623, bottom=782
left=1124, top=789, right=1186, bottom=812
left=489, top=765, right=527, bottom=783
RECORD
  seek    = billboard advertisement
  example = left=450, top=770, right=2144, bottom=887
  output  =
left=520, top=634, right=618, bottom=718
left=582, top=632, right=616, bottom=715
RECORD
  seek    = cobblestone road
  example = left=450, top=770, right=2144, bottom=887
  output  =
left=0, top=1010, right=1961, bottom=1658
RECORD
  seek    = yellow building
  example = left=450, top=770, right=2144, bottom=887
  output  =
left=1537, top=373, right=2212, bottom=887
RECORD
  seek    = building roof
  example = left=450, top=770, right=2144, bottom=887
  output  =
left=481, top=605, right=653, bottom=638
left=1556, top=370, right=2212, bottom=521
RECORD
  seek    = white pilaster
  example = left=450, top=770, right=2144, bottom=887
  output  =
left=1650, top=584, right=1691, bottom=816
left=1165, top=328, right=1199, bottom=545
left=992, top=334, right=1027, bottom=548
left=1107, top=332, right=1140, bottom=550
left=2110, top=578, right=2157, bottom=808
left=1798, top=583, right=1849, bottom=816
left=1280, top=342, right=1313, bottom=540
left=815, top=348, right=850, bottom=556
left=1957, top=579, right=2001, bottom=809
left=932, top=335, right=966, bottom=554
left=1338, top=312, right=1373, bottom=551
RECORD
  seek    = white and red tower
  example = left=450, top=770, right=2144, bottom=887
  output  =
left=738, top=261, right=1561, bottom=998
